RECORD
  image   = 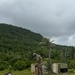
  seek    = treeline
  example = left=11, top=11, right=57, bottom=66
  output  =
left=0, top=23, right=75, bottom=71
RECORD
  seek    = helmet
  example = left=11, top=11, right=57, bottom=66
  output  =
left=33, top=53, right=36, bottom=56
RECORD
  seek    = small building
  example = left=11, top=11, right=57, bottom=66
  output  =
left=52, top=63, right=68, bottom=74
left=31, top=63, right=68, bottom=74
left=31, top=63, right=48, bottom=74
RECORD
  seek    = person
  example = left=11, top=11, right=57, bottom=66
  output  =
left=35, top=64, right=39, bottom=75
left=33, top=53, right=43, bottom=75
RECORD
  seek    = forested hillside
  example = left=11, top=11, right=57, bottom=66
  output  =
left=0, top=23, right=75, bottom=71
left=0, top=23, right=43, bottom=70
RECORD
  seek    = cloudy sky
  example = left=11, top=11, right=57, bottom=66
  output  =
left=0, top=0, right=75, bottom=46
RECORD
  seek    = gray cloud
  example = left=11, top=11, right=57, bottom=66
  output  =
left=0, top=0, right=75, bottom=46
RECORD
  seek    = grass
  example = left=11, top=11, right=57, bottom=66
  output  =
left=0, top=69, right=75, bottom=75
left=57, top=73, right=75, bottom=75
left=0, top=69, right=34, bottom=75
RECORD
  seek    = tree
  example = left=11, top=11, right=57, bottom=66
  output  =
left=39, top=38, right=54, bottom=74
left=72, top=46, right=75, bottom=59
left=13, top=60, right=27, bottom=70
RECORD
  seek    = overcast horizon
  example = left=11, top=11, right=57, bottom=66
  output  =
left=0, top=0, right=75, bottom=46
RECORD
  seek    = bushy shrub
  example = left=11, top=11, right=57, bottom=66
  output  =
left=0, top=61, right=8, bottom=70
left=22, top=58, right=32, bottom=68
left=68, top=60, right=75, bottom=69
left=13, top=60, right=26, bottom=70
left=68, top=69, right=74, bottom=73
left=13, top=59, right=31, bottom=70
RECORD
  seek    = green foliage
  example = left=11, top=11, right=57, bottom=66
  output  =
left=13, top=58, right=32, bottom=71
left=39, top=38, right=53, bottom=74
left=0, top=23, right=75, bottom=71
left=0, top=61, right=8, bottom=70
left=13, top=60, right=26, bottom=70
left=68, top=60, right=75, bottom=69
left=0, top=23, right=43, bottom=71
left=68, top=69, right=75, bottom=73
left=0, top=69, right=33, bottom=75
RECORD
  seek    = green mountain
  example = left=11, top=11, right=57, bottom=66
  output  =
left=0, top=23, right=75, bottom=70
left=0, top=23, right=43, bottom=41
left=0, top=23, right=43, bottom=52
left=0, top=23, right=44, bottom=70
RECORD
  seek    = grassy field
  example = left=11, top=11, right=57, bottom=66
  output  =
left=0, top=69, right=75, bottom=75
left=0, top=69, right=33, bottom=75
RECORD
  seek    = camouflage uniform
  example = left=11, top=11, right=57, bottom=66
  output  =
left=33, top=53, right=43, bottom=75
